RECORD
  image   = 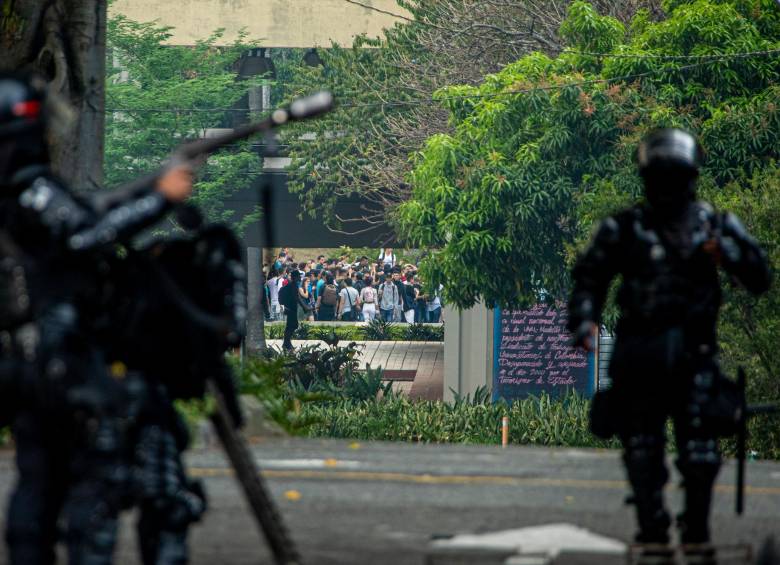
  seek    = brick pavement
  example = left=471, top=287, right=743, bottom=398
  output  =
left=266, top=339, right=444, bottom=400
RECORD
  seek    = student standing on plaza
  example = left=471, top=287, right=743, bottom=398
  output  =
left=338, top=278, right=360, bottom=321
left=316, top=273, right=339, bottom=322
left=360, top=276, right=378, bottom=322
left=379, top=276, right=399, bottom=322
left=378, top=247, right=396, bottom=269
left=279, top=269, right=302, bottom=350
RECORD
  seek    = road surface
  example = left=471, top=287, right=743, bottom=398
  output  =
left=0, top=438, right=778, bottom=564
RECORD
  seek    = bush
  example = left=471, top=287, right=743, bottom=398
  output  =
left=264, top=321, right=445, bottom=342
left=302, top=391, right=619, bottom=447
left=362, top=318, right=393, bottom=340
left=235, top=356, right=325, bottom=434
left=404, top=323, right=444, bottom=342
left=257, top=341, right=362, bottom=389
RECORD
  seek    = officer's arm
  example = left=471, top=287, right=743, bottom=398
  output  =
left=567, top=216, right=624, bottom=344
left=18, top=170, right=192, bottom=252
left=718, top=213, right=771, bottom=295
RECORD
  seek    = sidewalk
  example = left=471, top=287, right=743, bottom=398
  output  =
left=266, top=339, right=444, bottom=400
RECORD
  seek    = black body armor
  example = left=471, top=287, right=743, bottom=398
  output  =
left=568, top=129, right=770, bottom=548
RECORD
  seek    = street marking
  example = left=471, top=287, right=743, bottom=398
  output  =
left=431, top=523, right=626, bottom=557
left=252, top=458, right=363, bottom=469
left=187, top=467, right=780, bottom=495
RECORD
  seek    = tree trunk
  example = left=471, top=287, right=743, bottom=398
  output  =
left=0, top=0, right=106, bottom=190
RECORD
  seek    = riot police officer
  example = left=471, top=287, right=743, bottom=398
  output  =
left=568, top=128, right=769, bottom=560
left=0, top=72, right=193, bottom=565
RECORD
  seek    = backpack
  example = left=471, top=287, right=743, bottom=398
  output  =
left=278, top=283, right=296, bottom=310
left=321, top=284, right=338, bottom=306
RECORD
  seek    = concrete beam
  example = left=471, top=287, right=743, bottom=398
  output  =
left=110, top=0, right=409, bottom=47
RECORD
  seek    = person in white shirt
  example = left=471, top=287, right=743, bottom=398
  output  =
left=426, top=284, right=444, bottom=323
left=338, top=278, right=361, bottom=321
left=267, top=269, right=281, bottom=320
left=359, top=276, right=378, bottom=322
left=378, top=247, right=396, bottom=269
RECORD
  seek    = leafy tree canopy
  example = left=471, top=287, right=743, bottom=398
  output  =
left=281, top=0, right=649, bottom=236
left=105, top=14, right=266, bottom=230
left=399, top=0, right=779, bottom=311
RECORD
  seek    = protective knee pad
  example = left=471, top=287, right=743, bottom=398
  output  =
left=166, top=479, right=207, bottom=530
left=623, top=434, right=669, bottom=489
left=676, top=438, right=721, bottom=473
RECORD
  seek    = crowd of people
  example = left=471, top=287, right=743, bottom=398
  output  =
left=265, top=247, right=444, bottom=325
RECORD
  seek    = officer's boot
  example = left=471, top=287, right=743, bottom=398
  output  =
left=676, top=443, right=720, bottom=565
left=623, top=436, right=674, bottom=564
left=677, top=481, right=717, bottom=565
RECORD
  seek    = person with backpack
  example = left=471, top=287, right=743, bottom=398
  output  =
left=278, top=269, right=302, bottom=350
left=379, top=277, right=400, bottom=322
left=316, top=273, right=339, bottom=321
left=360, top=276, right=378, bottom=322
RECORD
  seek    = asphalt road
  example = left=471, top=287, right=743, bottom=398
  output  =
left=0, top=438, right=778, bottom=564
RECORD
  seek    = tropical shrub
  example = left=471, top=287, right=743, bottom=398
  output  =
left=362, top=318, right=394, bottom=341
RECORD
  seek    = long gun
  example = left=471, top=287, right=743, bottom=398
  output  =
left=93, top=91, right=334, bottom=211
left=735, top=367, right=779, bottom=515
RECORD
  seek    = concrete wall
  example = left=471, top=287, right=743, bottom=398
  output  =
left=110, top=0, right=409, bottom=47
left=443, top=304, right=494, bottom=402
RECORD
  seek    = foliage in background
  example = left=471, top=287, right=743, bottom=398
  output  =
left=400, top=0, right=779, bottom=309
left=264, top=321, right=445, bottom=342
left=105, top=14, right=265, bottom=230
left=282, top=0, right=655, bottom=236
left=235, top=356, right=326, bottom=434
left=300, top=390, right=779, bottom=458
left=704, top=167, right=780, bottom=408
left=304, top=390, right=618, bottom=447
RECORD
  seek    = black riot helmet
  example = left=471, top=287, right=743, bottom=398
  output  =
left=0, top=72, right=49, bottom=188
left=637, top=128, right=703, bottom=217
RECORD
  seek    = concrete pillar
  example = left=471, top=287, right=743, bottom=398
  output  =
left=443, top=304, right=494, bottom=402
left=245, top=246, right=266, bottom=355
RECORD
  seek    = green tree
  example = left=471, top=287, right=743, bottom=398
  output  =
left=105, top=14, right=267, bottom=230
left=281, top=0, right=653, bottom=236
left=400, top=0, right=780, bottom=416
left=399, top=0, right=778, bottom=310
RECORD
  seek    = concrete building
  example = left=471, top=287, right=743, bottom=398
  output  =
left=111, top=0, right=409, bottom=48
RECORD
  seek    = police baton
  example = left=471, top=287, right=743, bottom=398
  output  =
left=735, top=367, right=780, bottom=515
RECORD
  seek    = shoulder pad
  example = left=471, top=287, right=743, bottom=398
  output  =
left=18, top=177, right=90, bottom=240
